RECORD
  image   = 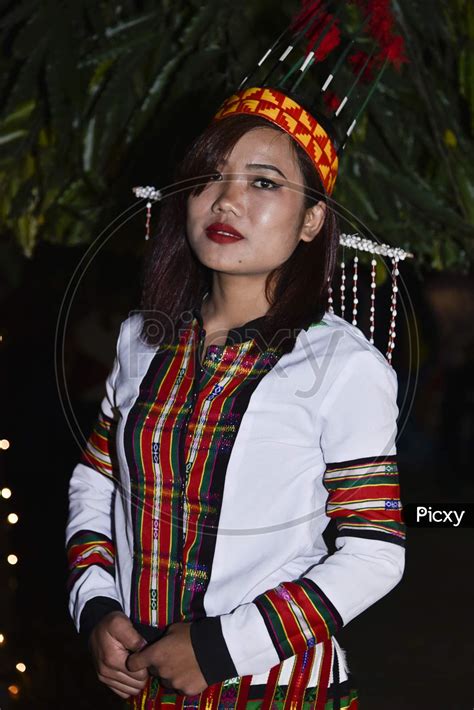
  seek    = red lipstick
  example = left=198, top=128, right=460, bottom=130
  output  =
left=205, top=222, right=244, bottom=244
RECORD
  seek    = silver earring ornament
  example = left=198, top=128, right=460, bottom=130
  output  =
left=132, top=186, right=163, bottom=240
left=336, top=235, right=411, bottom=365
left=340, top=258, right=346, bottom=320
left=352, top=253, right=359, bottom=326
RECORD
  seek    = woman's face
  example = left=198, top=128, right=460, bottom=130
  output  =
left=186, top=126, right=325, bottom=278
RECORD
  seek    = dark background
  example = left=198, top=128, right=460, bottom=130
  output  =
left=1, top=1, right=474, bottom=708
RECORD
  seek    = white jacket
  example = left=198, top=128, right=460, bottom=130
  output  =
left=65, top=307, right=405, bottom=703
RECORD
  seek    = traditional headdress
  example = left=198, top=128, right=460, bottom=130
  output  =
left=211, top=0, right=408, bottom=197
left=132, top=0, right=413, bottom=365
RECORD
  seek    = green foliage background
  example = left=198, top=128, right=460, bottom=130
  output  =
left=0, top=0, right=473, bottom=275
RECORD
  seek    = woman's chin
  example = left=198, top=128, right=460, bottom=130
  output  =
left=192, top=247, right=248, bottom=272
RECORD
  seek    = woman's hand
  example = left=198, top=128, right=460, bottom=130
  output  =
left=126, top=621, right=208, bottom=697
left=89, top=611, right=149, bottom=699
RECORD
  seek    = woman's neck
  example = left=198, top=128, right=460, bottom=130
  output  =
left=200, top=284, right=270, bottom=334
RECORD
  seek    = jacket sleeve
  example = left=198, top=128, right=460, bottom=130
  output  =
left=65, top=322, right=125, bottom=636
left=190, top=349, right=406, bottom=685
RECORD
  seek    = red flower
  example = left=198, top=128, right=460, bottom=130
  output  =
left=290, top=0, right=342, bottom=62
left=348, top=0, right=409, bottom=72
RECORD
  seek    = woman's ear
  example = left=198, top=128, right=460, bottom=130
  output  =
left=299, top=201, right=326, bottom=243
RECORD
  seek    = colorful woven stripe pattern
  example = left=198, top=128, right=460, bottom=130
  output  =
left=127, top=643, right=357, bottom=709
left=324, top=455, right=406, bottom=546
left=212, top=86, right=339, bottom=196
left=80, top=410, right=118, bottom=482
left=66, top=530, right=115, bottom=591
left=253, top=578, right=343, bottom=662
left=123, top=319, right=282, bottom=628
left=67, top=410, right=119, bottom=590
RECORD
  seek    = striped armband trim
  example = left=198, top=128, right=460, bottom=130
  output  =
left=80, top=411, right=118, bottom=481
left=324, top=455, right=406, bottom=547
left=66, top=530, right=116, bottom=591
left=254, top=578, right=343, bottom=661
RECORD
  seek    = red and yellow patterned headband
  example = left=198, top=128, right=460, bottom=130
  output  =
left=212, top=86, right=339, bottom=197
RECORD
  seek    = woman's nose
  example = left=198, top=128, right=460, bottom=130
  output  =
left=212, top=175, right=243, bottom=215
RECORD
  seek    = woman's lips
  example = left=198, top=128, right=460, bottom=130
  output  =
left=205, top=230, right=244, bottom=244
left=205, top=223, right=245, bottom=244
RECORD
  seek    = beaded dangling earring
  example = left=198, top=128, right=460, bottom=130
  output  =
left=340, top=256, right=346, bottom=320
left=328, top=279, right=334, bottom=314
left=386, top=256, right=399, bottom=364
left=144, top=201, right=152, bottom=241
left=369, top=258, right=377, bottom=344
left=132, top=186, right=162, bottom=240
left=352, top=253, right=359, bottom=326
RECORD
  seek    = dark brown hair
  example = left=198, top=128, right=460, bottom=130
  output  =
left=138, top=101, right=340, bottom=353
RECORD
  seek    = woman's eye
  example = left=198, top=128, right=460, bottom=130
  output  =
left=206, top=173, right=280, bottom=189
left=253, top=177, right=281, bottom=190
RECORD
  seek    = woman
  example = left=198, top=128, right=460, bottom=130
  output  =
left=66, top=92, right=406, bottom=710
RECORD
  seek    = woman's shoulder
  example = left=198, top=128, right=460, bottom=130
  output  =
left=300, top=309, right=394, bottom=378
left=114, top=311, right=157, bottom=365
left=110, top=311, right=160, bottom=395
left=300, top=312, right=398, bottom=418
left=118, top=310, right=144, bottom=337
left=114, top=311, right=144, bottom=349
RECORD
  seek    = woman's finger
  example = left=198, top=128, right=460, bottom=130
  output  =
left=99, top=655, right=148, bottom=682
left=98, top=670, right=147, bottom=693
left=98, top=663, right=148, bottom=688
left=125, top=665, right=149, bottom=682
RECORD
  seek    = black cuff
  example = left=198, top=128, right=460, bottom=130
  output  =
left=132, top=621, right=169, bottom=645
left=189, top=616, right=238, bottom=686
left=79, top=596, right=124, bottom=640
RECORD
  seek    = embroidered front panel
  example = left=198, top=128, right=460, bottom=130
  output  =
left=123, top=318, right=283, bottom=626
left=124, top=327, right=195, bottom=626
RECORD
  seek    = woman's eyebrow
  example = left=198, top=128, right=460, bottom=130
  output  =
left=245, top=163, right=287, bottom=179
left=220, top=159, right=287, bottom=180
